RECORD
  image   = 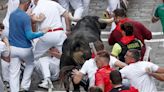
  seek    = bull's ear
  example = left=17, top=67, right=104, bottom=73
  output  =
left=92, top=16, right=99, bottom=21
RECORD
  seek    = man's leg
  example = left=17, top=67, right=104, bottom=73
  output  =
left=82, top=0, right=90, bottom=16
left=70, top=0, right=84, bottom=24
left=49, top=57, right=60, bottom=81
left=1, top=60, right=9, bottom=83
left=20, top=48, right=34, bottom=90
left=58, top=0, right=69, bottom=10
left=39, top=57, right=51, bottom=79
left=0, top=76, right=4, bottom=92
left=9, top=57, right=21, bottom=92
left=33, top=38, right=52, bottom=60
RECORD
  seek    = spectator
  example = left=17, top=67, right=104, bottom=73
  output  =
left=110, top=70, right=138, bottom=92
left=111, top=22, right=142, bottom=62
left=95, top=50, right=113, bottom=92
left=8, top=0, right=49, bottom=91
left=72, top=41, right=127, bottom=88
left=120, top=49, right=164, bottom=92
left=108, top=9, right=152, bottom=60
left=35, top=47, right=61, bottom=89
left=152, top=0, right=164, bottom=47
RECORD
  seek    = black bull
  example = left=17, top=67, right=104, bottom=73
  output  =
left=59, top=16, right=107, bottom=92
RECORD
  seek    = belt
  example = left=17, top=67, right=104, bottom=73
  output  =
left=48, top=28, right=63, bottom=32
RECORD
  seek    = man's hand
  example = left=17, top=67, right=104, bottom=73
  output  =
left=38, top=13, right=46, bottom=21
left=65, top=31, right=71, bottom=36
left=71, top=69, right=83, bottom=84
left=26, top=8, right=33, bottom=16
left=48, top=47, right=61, bottom=59
left=41, top=27, right=50, bottom=33
left=31, top=13, right=46, bottom=22
left=145, top=67, right=153, bottom=75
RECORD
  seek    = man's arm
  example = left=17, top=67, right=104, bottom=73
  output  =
left=155, top=67, right=164, bottom=73
left=62, top=11, right=71, bottom=34
left=152, top=6, right=159, bottom=23
left=152, top=16, right=159, bottom=23
left=114, top=60, right=127, bottom=68
left=146, top=67, right=164, bottom=81
left=150, top=73, right=164, bottom=81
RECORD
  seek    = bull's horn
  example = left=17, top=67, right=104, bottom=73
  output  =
left=98, top=18, right=114, bottom=24
left=69, top=12, right=81, bottom=22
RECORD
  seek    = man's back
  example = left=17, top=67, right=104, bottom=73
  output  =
left=120, top=61, right=158, bottom=92
left=32, top=0, right=66, bottom=29
left=9, top=8, right=32, bottom=48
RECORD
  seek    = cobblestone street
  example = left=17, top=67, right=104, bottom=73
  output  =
left=0, top=0, right=164, bottom=91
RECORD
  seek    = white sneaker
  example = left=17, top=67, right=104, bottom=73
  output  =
left=38, top=80, right=49, bottom=89
left=38, top=78, right=54, bottom=89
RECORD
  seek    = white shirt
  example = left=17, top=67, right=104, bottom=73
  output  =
left=80, top=55, right=118, bottom=87
left=32, top=0, right=66, bottom=30
left=120, top=61, right=159, bottom=92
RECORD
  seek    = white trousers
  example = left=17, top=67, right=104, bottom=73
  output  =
left=9, top=46, right=34, bottom=92
left=82, top=0, right=90, bottom=16
left=34, top=31, right=67, bottom=60
left=35, top=56, right=60, bottom=81
left=58, top=0, right=84, bottom=19
left=107, top=0, right=120, bottom=14
left=0, top=76, right=4, bottom=92
left=1, top=60, right=9, bottom=82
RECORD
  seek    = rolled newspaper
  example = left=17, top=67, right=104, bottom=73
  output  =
left=89, top=42, right=97, bottom=55
left=143, top=46, right=152, bottom=61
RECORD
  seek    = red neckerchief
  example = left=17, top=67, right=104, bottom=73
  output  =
left=97, top=65, right=114, bottom=73
left=91, top=53, right=95, bottom=58
left=115, top=18, right=132, bottom=33
left=120, top=35, right=135, bottom=45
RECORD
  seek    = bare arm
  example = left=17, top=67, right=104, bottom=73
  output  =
left=146, top=67, right=164, bottom=81
left=150, top=73, right=164, bottom=81
left=114, top=60, right=127, bottom=68
left=62, top=11, right=71, bottom=32
left=155, top=67, right=164, bottom=73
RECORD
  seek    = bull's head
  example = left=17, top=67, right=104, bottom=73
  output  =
left=70, top=39, right=92, bottom=65
left=72, top=16, right=113, bottom=34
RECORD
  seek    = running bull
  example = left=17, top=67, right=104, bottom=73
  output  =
left=59, top=16, right=113, bottom=92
